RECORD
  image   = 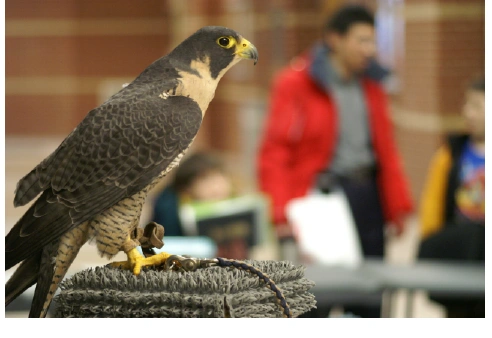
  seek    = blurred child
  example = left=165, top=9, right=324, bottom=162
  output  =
left=418, top=76, right=485, bottom=317
left=151, top=151, right=233, bottom=237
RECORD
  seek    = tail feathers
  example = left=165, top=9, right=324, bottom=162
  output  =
left=5, top=254, right=41, bottom=307
left=30, top=222, right=89, bottom=318
left=30, top=241, right=59, bottom=318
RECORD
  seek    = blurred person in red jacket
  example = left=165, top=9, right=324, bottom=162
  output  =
left=257, top=5, right=413, bottom=317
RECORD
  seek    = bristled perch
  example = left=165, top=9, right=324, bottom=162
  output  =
left=53, top=259, right=316, bottom=318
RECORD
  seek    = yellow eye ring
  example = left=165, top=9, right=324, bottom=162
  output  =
left=217, top=36, right=235, bottom=49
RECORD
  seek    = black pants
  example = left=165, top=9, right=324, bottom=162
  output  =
left=301, top=173, right=385, bottom=318
left=338, top=175, right=385, bottom=258
left=418, top=222, right=485, bottom=318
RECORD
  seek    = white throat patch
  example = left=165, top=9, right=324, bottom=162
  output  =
left=163, top=55, right=242, bottom=116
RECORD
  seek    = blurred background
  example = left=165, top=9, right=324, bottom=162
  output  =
left=4, top=0, right=485, bottom=318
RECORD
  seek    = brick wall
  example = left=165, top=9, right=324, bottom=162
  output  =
left=5, top=0, right=171, bottom=134
left=394, top=0, right=485, bottom=200
left=5, top=0, right=485, bottom=200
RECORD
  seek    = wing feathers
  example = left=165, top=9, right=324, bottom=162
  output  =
left=7, top=94, right=202, bottom=268
left=13, top=168, right=43, bottom=207
left=7, top=55, right=203, bottom=268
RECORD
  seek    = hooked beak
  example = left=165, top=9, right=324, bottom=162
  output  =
left=234, top=37, right=258, bottom=65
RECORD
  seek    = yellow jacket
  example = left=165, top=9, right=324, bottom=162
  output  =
left=419, top=146, right=453, bottom=239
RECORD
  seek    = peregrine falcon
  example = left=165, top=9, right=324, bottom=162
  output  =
left=5, top=26, right=258, bottom=318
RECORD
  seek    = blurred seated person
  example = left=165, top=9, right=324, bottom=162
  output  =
left=418, top=76, right=485, bottom=318
left=151, top=151, right=253, bottom=259
left=151, top=151, right=233, bottom=237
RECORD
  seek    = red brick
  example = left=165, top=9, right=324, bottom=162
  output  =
left=6, top=0, right=168, bottom=19
left=6, top=94, right=97, bottom=135
left=6, top=35, right=170, bottom=77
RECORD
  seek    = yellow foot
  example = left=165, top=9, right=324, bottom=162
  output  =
left=110, top=248, right=172, bottom=275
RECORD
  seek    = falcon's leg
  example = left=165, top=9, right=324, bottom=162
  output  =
left=110, top=236, right=172, bottom=275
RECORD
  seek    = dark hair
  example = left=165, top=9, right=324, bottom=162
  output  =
left=172, top=152, right=225, bottom=193
left=468, top=76, right=485, bottom=92
left=324, top=5, right=375, bottom=35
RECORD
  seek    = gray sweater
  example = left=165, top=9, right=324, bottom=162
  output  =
left=325, top=57, right=375, bottom=175
left=308, top=43, right=388, bottom=176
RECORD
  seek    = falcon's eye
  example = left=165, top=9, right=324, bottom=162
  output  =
left=217, top=36, right=235, bottom=49
left=219, top=37, right=229, bottom=46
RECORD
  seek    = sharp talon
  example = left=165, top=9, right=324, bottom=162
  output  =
left=110, top=261, right=130, bottom=269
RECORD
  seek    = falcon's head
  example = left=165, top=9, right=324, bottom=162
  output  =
left=169, top=26, right=258, bottom=80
